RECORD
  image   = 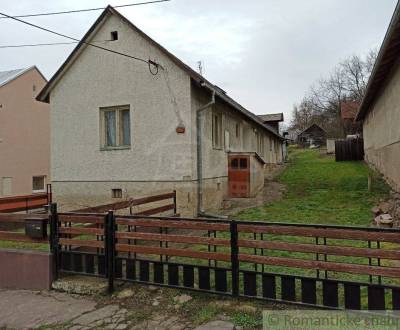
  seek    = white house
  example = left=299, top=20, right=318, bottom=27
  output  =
left=356, top=2, right=400, bottom=192
left=37, top=6, right=284, bottom=216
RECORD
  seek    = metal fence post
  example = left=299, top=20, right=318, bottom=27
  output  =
left=230, top=220, right=239, bottom=297
left=173, top=190, right=177, bottom=215
left=106, top=210, right=115, bottom=294
left=49, top=203, right=59, bottom=280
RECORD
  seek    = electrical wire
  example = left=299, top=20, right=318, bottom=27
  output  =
left=0, top=0, right=171, bottom=19
left=0, top=41, right=79, bottom=48
left=0, top=10, right=161, bottom=73
left=0, top=40, right=113, bottom=48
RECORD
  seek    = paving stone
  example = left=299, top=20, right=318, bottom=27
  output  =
left=173, top=294, right=192, bottom=304
left=117, top=289, right=135, bottom=299
left=194, top=320, right=235, bottom=330
left=72, top=305, right=120, bottom=325
left=0, top=290, right=96, bottom=330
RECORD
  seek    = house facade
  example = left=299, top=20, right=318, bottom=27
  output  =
left=356, top=2, right=400, bottom=192
left=37, top=7, right=284, bottom=216
left=297, top=124, right=327, bottom=148
left=0, top=66, right=50, bottom=197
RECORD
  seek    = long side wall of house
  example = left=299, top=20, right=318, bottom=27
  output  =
left=190, top=84, right=283, bottom=212
left=0, top=69, right=49, bottom=196
left=363, top=61, right=400, bottom=192
left=50, top=14, right=195, bottom=212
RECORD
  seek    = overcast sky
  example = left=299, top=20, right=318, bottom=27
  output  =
left=0, top=0, right=397, bottom=123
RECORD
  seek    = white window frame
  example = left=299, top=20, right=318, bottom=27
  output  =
left=32, top=176, right=46, bottom=193
left=212, top=111, right=223, bottom=149
left=100, top=105, right=131, bottom=150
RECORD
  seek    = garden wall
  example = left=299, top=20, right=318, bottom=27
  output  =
left=0, top=249, right=53, bottom=290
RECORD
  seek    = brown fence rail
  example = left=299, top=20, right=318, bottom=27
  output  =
left=0, top=184, right=52, bottom=213
left=49, top=208, right=400, bottom=310
left=0, top=213, right=49, bottom=245
left=74, top=191, right=178, bottom=216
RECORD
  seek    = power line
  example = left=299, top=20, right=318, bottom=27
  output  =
left=0, top=41, right=78, bottom=48
left=0, top=0, right=171, bottom=19
left=0, top=40, right=112, bottom=49
left=0, top=9, right=161, bottom=73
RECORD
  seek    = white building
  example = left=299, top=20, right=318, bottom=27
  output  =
left=37, top=6, right=284, bottom=216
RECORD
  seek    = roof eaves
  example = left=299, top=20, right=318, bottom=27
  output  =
left=35, top=6, right=284, bottom=141
left=356, top=2, right=400, bottom=121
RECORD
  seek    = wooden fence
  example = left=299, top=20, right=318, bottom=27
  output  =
left=335, top=138, right=364, bottom=161
left=0, top=213, right=48, bottom=244
left=0, top=184, right=52, bottom=213
left=52, top=210, right=400, bottom=310
left=74, top=191, right=178, bottom=216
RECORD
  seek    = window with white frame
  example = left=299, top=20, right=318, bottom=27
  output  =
left=32, top=176, right=46, bottom=193
left=100, top=105, right=131, bottom=149
left=255, top=131, right=264, bottom=155
left=212, top=111, right=222, bottom=149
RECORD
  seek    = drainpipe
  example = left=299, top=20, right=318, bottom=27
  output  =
left=196, top=83, right=215, bottom=217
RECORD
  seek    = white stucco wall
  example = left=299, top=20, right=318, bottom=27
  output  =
left=50, top=13, right=193, bottom=183
left=363, top=61, right=400, bottom=192
left=48, top=11, right=284, bottom=214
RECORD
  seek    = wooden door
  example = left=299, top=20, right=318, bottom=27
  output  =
left=228, top=155, right=250, bottom=198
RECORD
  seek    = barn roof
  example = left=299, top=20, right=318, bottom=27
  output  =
left=299, top=123, right=326, bottom=135
left=37, top=6, right=283, bottom=140
left=356, top=2, right=400, bottom=121
left=258, top=113, right=284, bottom=122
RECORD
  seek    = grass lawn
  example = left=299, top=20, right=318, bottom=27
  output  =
left=236, top=147, right=390, bottom=225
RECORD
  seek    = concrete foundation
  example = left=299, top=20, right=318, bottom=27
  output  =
left=0, top=249, right=53, bottom=290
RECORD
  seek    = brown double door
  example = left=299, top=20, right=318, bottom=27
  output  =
left=228, top=155, right=250, bottom=198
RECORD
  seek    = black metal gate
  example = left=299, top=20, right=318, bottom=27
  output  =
left=49, top=204, right=400, bottom=310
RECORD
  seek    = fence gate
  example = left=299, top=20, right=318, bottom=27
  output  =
left=50, top=206, right=400, bottom=310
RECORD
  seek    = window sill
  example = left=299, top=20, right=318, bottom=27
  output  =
left=100, top=146, right=131, bottom=151
left=33, top=190, right=46, bottom=194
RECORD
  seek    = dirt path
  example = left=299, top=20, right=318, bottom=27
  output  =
left=220, top=164, right=287, bottom=217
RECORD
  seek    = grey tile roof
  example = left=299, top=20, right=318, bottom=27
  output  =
left=0, top=67, right=32, bottom=88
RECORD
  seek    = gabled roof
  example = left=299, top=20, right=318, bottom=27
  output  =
left=258, top=113, right=284, bottom=122
left=356, top=2, right=400, bottom=121
left=341, top=101, right=359, bottom=120
left=36, top=6, right=283, bottom=140
left=0, top=66, right=47, bottom=89
left=299, top=123, right=326, bottom=135
left=0, top=66, right=34, bottom=88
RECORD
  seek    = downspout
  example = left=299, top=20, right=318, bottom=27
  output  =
left=196, top=84, right=215, bottom=217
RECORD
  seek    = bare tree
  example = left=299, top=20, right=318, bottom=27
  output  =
left=289, top=48, right=378, bottom=137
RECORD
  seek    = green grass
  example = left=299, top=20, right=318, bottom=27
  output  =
left=236, top=147, right=390, bottom=225
left=0, top=227, right=49, bottom=251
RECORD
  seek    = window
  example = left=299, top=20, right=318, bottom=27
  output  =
left=212, top=111, right=222, bottom=149
left=257, top=134, right=264, bottom=155
left=32, top=176, right=46, bottom=193
left=239, top=158, right=248, bottom=169
left=112, top=188, right=123, bottom=198
left=100, top=106, right=131, bottom=149
left=111, top=31, right=118, bottom=41
left=235, top=122, right=240, bottom=138
left=231, top=158, right=239, bottom=169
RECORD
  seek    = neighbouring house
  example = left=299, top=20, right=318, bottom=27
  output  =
left=258, top=113, right=284, bottom=133
left=356, top=2, right=400, bottom=192
left=36, top=6, right=284, bottom=216
left=0, top=66, right=50, bottom=197
left=340, top=100, right=362, bottom=135
left=297, top=124, right=327, bottom=148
